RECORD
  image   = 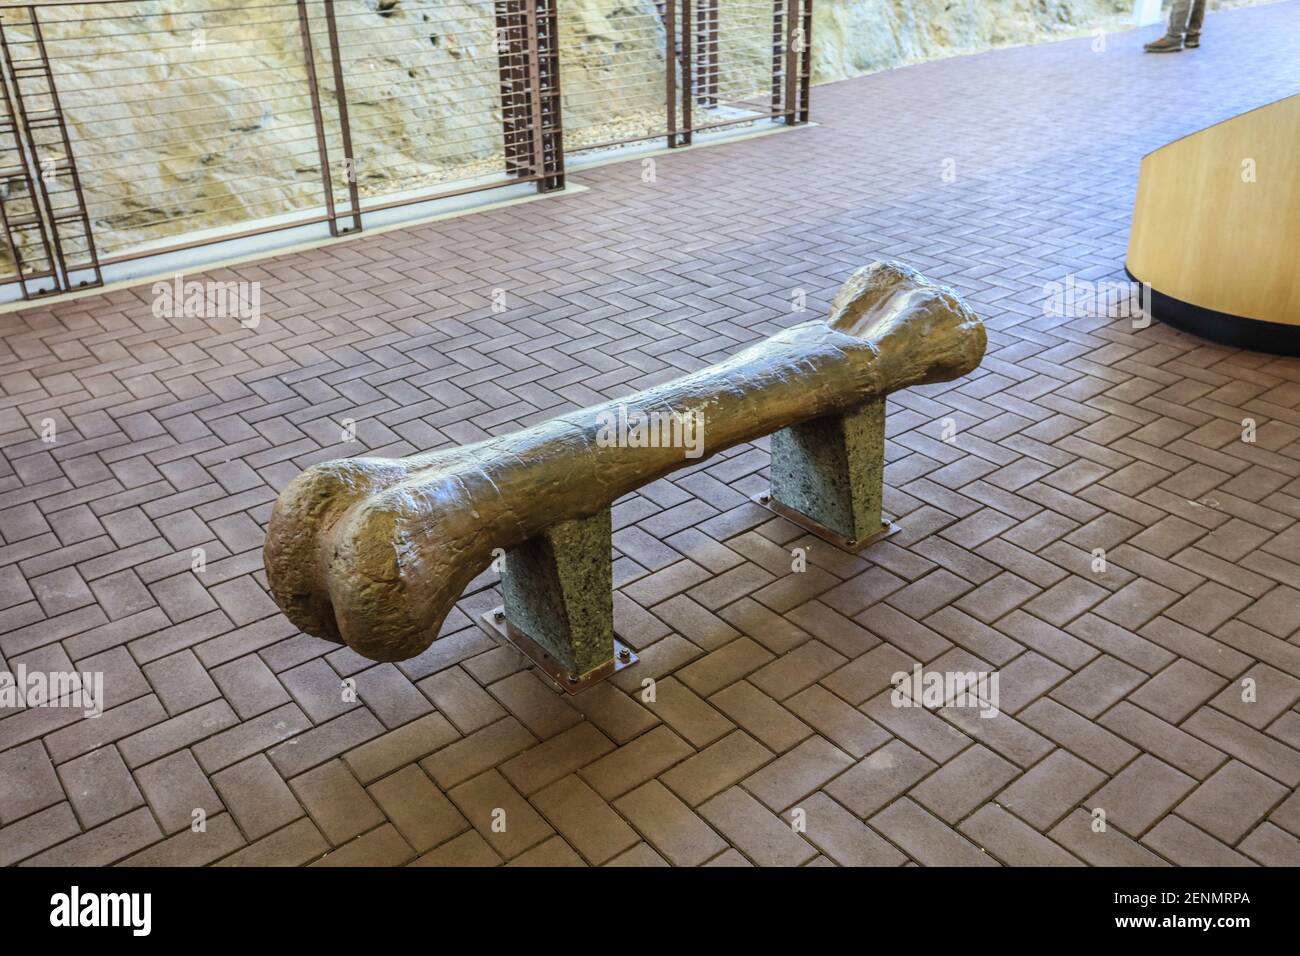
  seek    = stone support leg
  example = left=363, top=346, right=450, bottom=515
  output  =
left=497, top=508, right=626, bottom=686
left=767, top=397, right=894, bottom=547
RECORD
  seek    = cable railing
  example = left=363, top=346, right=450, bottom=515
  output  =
left=0, top=0, right=811, bottom=300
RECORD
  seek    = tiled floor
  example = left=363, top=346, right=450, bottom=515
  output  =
left=2, top=3, right=1300, bottom=867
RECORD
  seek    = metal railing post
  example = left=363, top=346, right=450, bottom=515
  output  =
left=322, top=0, right=361, bottom=232
left=529, top=0, right=564, bottom=192
left=696, top=0, right=718, bottom=108
left=25, top=5, right=100, bottom=290
left=0, top=8, right=56, bottom=298
left=798, top=0, right=812, bottom=124
left=680, top=0, right=692, bottom=144
left=783, top=0, right=797, bottom=124
left=665, top=0, right=678, bottom=147
left=496, top=0, right=530, bottom=177
left=296, top=0, right=341, bottom=236
left=771, top=0, right=784, bottom=115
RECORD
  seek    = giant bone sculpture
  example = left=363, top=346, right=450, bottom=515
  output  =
left=264, top=261, right=986, bottom=689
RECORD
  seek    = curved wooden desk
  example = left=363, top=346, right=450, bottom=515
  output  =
left=1126, top=93, right=1300, bottom=356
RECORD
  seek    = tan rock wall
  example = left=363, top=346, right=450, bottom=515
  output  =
left=813, top=0, right=1128, bottom=82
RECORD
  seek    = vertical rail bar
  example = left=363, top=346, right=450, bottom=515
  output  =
left=27, top=5, right=100, bottom=288
left=680, top=0, right=692, bottom=144
left=665, top=0, right=677, bottom=147
left=323, top=0, right=361, bottom=233
left=296, top=0, right=340, bottom=236
left=533, top=0, right=564, bottom=191
left=0, top=10, right=54, bottom=298
left=496, top=1, right=529, bottom=177
left=8, top=6, right=70, bottom=289
left=708, top=0, right=719, bottom=106
left=771, top=0, right=784, bottom=115
left=523, top=0, right=546, bottom=191
left=798, top=0, right=812, bottom=124
left=696, top=0, right=718, bottom=108
left=695, top=0, right=703, bottom=110
left=783, top=0, right=797, bottom=124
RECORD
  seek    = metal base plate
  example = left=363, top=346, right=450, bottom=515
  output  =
left=479, top=608, right=637, bottom=695
left=751, top=491, right=901, bottom=553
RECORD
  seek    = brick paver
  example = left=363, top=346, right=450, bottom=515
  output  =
left=1, top=4, right=1299, bottom=866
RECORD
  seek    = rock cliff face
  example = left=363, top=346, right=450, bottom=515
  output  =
left=812, top=0, right=1131, bottom=82
left=0, top=0, right=1264, bottom=268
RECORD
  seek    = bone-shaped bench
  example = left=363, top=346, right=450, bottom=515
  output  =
left=264, top=261, right=985, bottom=690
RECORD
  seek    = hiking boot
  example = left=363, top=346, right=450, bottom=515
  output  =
left=1144, top=35, right=1184, bottom=53
left=1184, top=32, right=1200, bottom=48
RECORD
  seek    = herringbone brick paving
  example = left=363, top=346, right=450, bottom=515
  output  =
left=2, top=3, right=1299, bottom=866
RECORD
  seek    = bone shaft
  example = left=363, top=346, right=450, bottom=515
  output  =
left=480, top=325, right=875, bottom=539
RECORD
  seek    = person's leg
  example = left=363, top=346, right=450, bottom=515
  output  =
left=1145, top=0, right=1190, bottom=51
left=1166, top=0, right=1193, bottom=36
left=1185, top=0, right=1206, bottom=46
